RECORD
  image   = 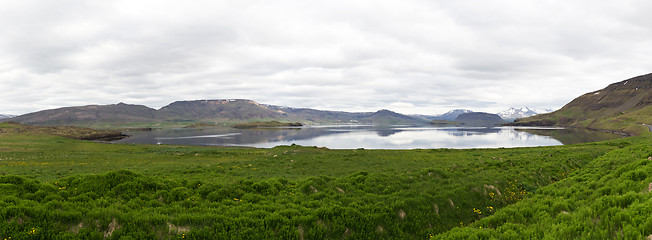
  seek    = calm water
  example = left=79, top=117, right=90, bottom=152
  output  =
left=113, top=125, right=621, bottom=149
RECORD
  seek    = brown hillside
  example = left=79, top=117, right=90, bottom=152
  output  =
left=9, top=103, right=158, bottom=126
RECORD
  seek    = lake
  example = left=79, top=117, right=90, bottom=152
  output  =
left=112, top=125, right=621, bottom=149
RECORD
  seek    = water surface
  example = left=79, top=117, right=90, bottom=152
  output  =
left=113, top=125, right=620, bottom=149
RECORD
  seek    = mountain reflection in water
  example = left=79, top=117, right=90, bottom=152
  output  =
left=114, top=126, right=621, bottom=149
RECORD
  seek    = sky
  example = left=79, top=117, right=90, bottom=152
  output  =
left=1, top=0, right=651, bottom=116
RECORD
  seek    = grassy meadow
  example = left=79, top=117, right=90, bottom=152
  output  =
left=0, top=122, right=650, bottom=239
left=435, top=135, right=652, bottom=239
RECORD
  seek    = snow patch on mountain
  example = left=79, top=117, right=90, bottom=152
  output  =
left=433, top=109, right=473, bottom=121
left=0, top=114, right=16, bottom=119
left=498, top=107, right=551, bottom=121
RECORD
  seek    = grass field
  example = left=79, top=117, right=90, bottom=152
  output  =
left=0, top=122, right=649, bottom=239
left=435, top=136, right=652, bottom=239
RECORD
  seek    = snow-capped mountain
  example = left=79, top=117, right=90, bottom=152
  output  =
left=433, top=109, right=473, bottom=121
left=0, top=114, right=16, bottom=119
left=498, top=107, right=550, bottom=121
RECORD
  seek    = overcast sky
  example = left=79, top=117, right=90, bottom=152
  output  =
left=1, top=0, right=651, bottom=115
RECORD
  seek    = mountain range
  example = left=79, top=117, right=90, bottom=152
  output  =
left=512, top=73, right=652, bottom=135
left=1, top=101, right=560, bottom=128
left=7, top=99, right=428, bottom=127
left=6, top=72, right=650, bottom=132
left=498, top=107, right=552, bottom=122
left=428, top=108, right=547, bottom=123
left=6, top=102, right=544, bottom=128
left=432, top=109, right=473, bottom=121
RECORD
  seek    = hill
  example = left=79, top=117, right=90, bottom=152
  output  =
left=410, top=114, right=438, bottom=121
left=265, top=106, right=426, bottom=125
left=433, top=109, right=473, bottom=121
left=455, top=112, right=506, bottom=126
left=8, top=103, right=158, bottom=126
left=511, top=73, right=652, bottom=135
left=363, top=109, right=426, bottom=125
left=9, top=99, right=427, bottom=127
left=158, top=99, right=282, bottom=123
left=266, top=105, right=367, bottom=124
left=0, top=121, right=126, bottom=141
left=0, top=122, right=625, bottom=239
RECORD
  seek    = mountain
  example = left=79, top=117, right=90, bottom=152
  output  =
left=363, top=109, right=425, bottom=125
left=0, top=114, right=16, bottom=119
left=158, top=99, right=282, bottom=122
left=9, top=103, right=158, bottom=126
left=271, top=106, right=425, bottom=125
left=265, top=105, right=366, bottom=124
left=433, top=109, right=473, bottom=121
left=455, top=112, right=506, bottom=126
left=409, top=114, right=438, bottom=121
left=498, top=107, right=550, bottom=122
left=10, top=99, right=427, bottom=127
left=512, top=73, right=652, bottom=135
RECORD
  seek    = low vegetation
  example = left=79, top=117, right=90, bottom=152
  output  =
left=231, top=121, right=303, bottom=129
left=1, top=122, right=638, bottom=239
left=428, top=120, right=459, bottom=126
left=0, top=121, right=126, bottom=141
left=434, top=136, right=652, bottom=239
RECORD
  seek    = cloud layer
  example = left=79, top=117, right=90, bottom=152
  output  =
left=1, top=0, right=651, bottom=115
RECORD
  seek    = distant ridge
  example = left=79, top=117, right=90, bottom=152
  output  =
left=433, top=109, right=473, bottom=121
left=158, top=99, right=281, bottom=122
left=9, top=99, right=427, bottom=127
left=455, top=112, right=506, bottom=126
left=9, top=103, right=157, bottom=126
left=498, top=107, right=551, bottom=122
left=512, top=73, right=652, bottom=135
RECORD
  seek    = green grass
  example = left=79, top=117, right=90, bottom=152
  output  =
left=87, top=121, right=197, bottom=129
left=0, top=123, right=646, bottom=239
left=433, top=136, right=652, bottom=239
left=429, top=120, right=460, bottom=126
left=231, top=121, right=303, bottom=129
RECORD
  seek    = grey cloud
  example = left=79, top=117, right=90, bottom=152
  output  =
left=1, top=0, right=651, bottom=116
